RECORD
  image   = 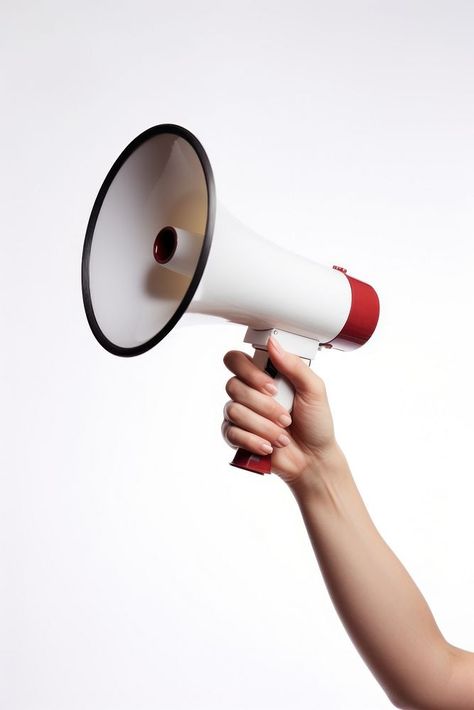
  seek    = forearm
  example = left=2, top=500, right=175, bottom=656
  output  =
left=290, top=445, right=458, bottom=709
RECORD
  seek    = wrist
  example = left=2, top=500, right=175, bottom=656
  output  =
left=288, top=441, right=350, bottom=504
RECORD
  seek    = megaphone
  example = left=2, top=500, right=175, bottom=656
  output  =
left=82, top=124, right=379, bottom=475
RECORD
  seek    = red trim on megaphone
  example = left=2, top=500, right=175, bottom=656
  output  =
left=230, top=449, right=272, bottom=475
left=328, top=274, right=380, bottom=351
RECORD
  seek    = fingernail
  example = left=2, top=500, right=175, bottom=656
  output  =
left=276, top=433, right=291, bottom=447
left=263, top=382, right=278, bottom=395
left=278, top=413, right=292, bottom=427
left=269, top=335, right=283, bottom=354
left=261, top=442, right=273, bottom=454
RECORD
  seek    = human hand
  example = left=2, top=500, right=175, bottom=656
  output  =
left=222, top=336, right=341, bottom=493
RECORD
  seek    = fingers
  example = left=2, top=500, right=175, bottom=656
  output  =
left=223, top=400, right=291, bottom=449
left=222, top=352, right=293, bottom=454
left=221, top=419, right=275, bottom=455
left=223, top=341, right=326, bottom=401
left=221, top=340, right=328, bottom=456
left=225, top=376, right=292, bottom=428
left=223, top=351, right=279, bottom=396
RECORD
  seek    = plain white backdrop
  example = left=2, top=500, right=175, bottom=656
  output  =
left=1, top=1, right=474, bottom=708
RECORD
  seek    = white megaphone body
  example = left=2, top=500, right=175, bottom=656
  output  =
left=82, top=124, right=379, bottom=475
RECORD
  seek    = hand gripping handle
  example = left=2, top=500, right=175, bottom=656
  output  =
left=229, top=329, right=319, bottom=475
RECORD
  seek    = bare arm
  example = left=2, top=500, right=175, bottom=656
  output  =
left=291, top=444, right=474, bottom=709
left=222, top=337, right=474, bottom=710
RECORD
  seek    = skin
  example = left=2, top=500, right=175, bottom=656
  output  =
left=222, top=336, right=474, bottom=710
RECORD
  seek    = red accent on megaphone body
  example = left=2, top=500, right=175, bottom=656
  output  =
left=230, top=449, right=272, bottom=475
left=328, top=274, right=380, bottom=350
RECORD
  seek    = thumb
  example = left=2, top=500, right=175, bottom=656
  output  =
left=267, top=335, right=325, bottom=398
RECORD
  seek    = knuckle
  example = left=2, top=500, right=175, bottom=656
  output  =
left=225, top=376, right=239, bottom=399
left=302, top=371, right=327, bottom=399
left=225, top=401, right=239, bottom=421
left=223, top=350, right=237, bottom=369
left=223, top=423, right=238, bottom=447
left=313, top=374, right=327, bottom=396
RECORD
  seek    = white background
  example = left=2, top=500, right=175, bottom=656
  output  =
left=1, top=1, right=474, bottom=708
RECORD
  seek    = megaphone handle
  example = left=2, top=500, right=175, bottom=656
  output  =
left=230, top=347, right=307, bottom=475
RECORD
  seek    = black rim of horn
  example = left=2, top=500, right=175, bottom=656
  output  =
left=81, top=123, right=216, bottom=357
